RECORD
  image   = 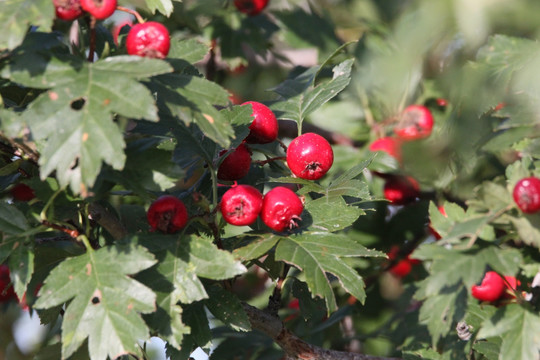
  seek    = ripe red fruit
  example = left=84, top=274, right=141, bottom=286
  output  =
left=53, top=0, right=83, bottom=21
left=220, top=185, right=263, bottom=226
left=394, top=105, right=434, bottom=141
left=10, top=183, right=35, bottom=202
left=471, top=271, right=505, bottom=302
left=387, top=245, right=419, bottom=278
left=234, top=0, right=270, bottom=16
left=242, top=101, right=279, bottom=144
left=287, top=133, right=334, bottom=180
left=147, top=195, right=188, bottom=233
left=261, top=186, right=303, bottom=232
left=80, top=0, right=117, bottom=20
left=369, top=136, right=402, bottom=161
left=126, top=21, right=171, bottom=59
left=502, top=276, right=521, bottom=299
left=0, top=264, right=15, bottom=303
left=383, top=175, right=420, bottom=205
left=217, top=143, right=252, bottom=181
left=513, top=177, right=540, bottom=213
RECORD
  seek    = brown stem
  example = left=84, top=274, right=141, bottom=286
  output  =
left=267, top=264, right=290, bottom=316
left=116, top=6, right=145, bottom=23
left=242, top=303, right=402, bottom=360
left=254, top=156, right=287, bottom=166
left=87, top=17, right=97, bottom=62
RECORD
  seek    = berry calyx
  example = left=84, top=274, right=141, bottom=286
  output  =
left=53, top=0, right=83, bottom=21
left=220, top=185, right=263, bottom=226
left=513, top=177, right=540, bottom=213
left=394, top=105, right=434, bottom=141
left=126, top=21, right=171, bottom=59
left=242, top=101, right=279, bottom=144
left=0, top=264, right=16, bottom=303
left=234, top=0, right=270, bottom=16
left=471, top=271, right=505, bottom=302
left=383, top=175, right=420, bottom=205
left=261, top=186, right=303, bottom=232
left=286, top=133, right=334, bottom=180
left=147, top=195, right=188, bottom=233
left=10, top=183, right=35, bottom=202
left=369, top=136, right=402, bottom=162
left=217, top=143, right=252, bottom=181
left=80, top=0, right=117, bottom=20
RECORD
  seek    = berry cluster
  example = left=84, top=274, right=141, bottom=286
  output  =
left=146, top=100, right=334, bottom=234
left=53, top=0, right=171, bottom=59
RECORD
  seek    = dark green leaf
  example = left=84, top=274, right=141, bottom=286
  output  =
left=305, top=196, right=363, bottom=232
left=205, top=284, right=251, bottom=332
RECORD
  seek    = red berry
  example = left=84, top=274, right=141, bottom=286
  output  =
left=147, top=195, right=188, bottom=233
left=234, top=0, right=269, bottom=16
left=53, top=0, right=83, bottom=21
left=383, top=175, right=420, bottom=205
left=389, top=259, right=412, bottom=278
left=220, top=185, right=263, bottom=226
left=394, top=105, right=434, bottom=141
left=80, top=0, right=117, bottom=20
left=126, top=22, right=171, bottom=59
left=471, top=271, right=505, bottom=302
left=369, top=136, right=402, bottom=161
left=242, top=101, right=279, bottom=144
left=217, top=143, right=252, bottom=181
left=436, top=98, right=448, bottom=107
left=513, top=177, right=540, bottom=213
left=0, top=265, right=15, bottom=303
left=112, top=19, right=133, bottom=46
left=502, top=275, right=521, bottom=299
left=261, top=186, right=303, bottom=232
left=10, top=183, right=35, bottom=202
left=286, top=133, right=334, bottom=180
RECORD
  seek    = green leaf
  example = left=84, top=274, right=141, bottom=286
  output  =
left=3, top=54, right=173, bottom=194
left=271, top=58, right=353, bottom=128
left=8, top=244, right=34, bottom=300
left=477, top=304, right=540, bottom=360
left=34, top=242, right=158, bottom=360
left=169, top=38, right=209, bottom=64
left=0, top=202, right=29, bottom=235
left=0, top=0, right=54, bottom=50
left=140, top=234, right=246, bottom=305
left=233, top=233, right=281, bottom=262
left=507, top=214, right=540, bottom=248
left=305, top=196, right=363, bottom=232
left=418, top=285, right=467, bottom=345
left=275, top=232, right=384, bottom=312
left=205, top=284, right=251, bottom=332
left=144, top=0, right=178, bottom=16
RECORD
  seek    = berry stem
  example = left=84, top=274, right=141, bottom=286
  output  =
left=253, top=156, right=287, bottom=166
left=87, top=17, right=97, bottom=62
left=116, top=6, right=145, bottom=24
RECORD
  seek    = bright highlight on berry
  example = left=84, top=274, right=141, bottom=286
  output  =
left=126, top=21, right=171, bottom=59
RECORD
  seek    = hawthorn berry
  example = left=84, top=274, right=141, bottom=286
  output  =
left=53, top=0, right=83, bottom=21
left=80, top=0, right=117, bottom=20
left=287, top=133, right=333, bottom=180
left=261, top=186, right=303, bottom=232
left=220, top=185, right=263, bottom=226
left=383, top=175, right=420, bottom=205
left=126, top=21, right=171, bottom=59
left=0, top=264, right=15, bottom=303
left=387, top=246, right=419, bottom=278
left=513, top=177, right=540, bottom=213
left=369, top=136, right=402, bottom=162
left=394, top=105, right=434, bottom=141
left=10, top=183, right=35, bottom=202
left=217, top=143, right=252, bottom=181
left=234, top=0, right=270, bottom=16
left=471, top=271, right=505, bottom=302
left=502, top=275, right=521, bottom=299
left=242, top=101, right=279, bottom=144
left=147, top=195, right=188, bottom=233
